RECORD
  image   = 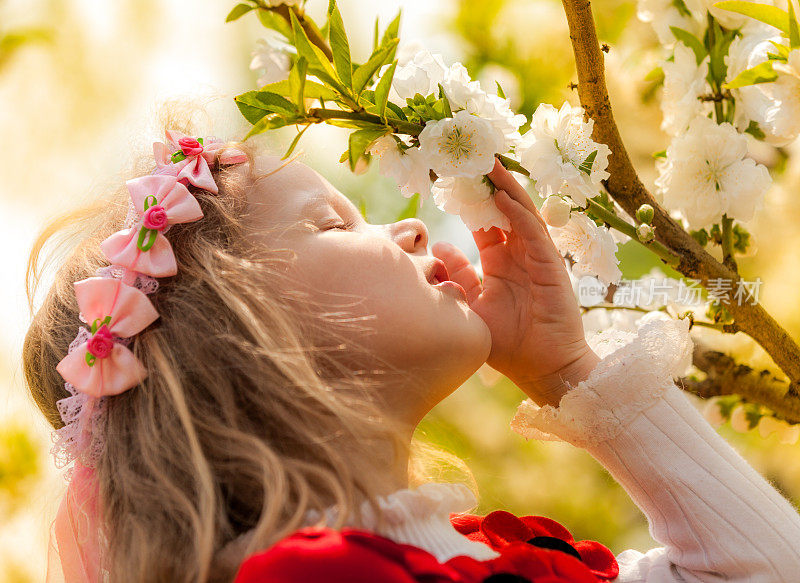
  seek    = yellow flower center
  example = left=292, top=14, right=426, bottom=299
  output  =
left=438, top=125, right=475, bottom=165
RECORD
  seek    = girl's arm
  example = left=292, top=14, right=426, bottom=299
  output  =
left=511, top=316, right=800, bottom=583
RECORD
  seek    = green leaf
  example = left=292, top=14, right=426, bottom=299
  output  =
left=245, top=115, right=299, bottom=139
left=669, top=26, right=706, bottom=64
left=745, top=120, right=766, bottom=139
left=723, top=60, right=778, bottom=89
left=256, top=9, right=293, bottom=38
left=327, top=0, right=352, bottom=88
left=373, top=61, right=397, bottom=117
left=348, top=127, right=390, bottom=171
left=396, top=193, right=421, bottom=220
left=259, top=79, right=339, bottom=101
left=373, top=16, right=380, bottom=51
left=289, top=57, right=308, bottom=113
left=497, top=154, right=530, bottom=176
left=790, top=1, right=800, bottom=48
left=578, top=150, right=598, bottom=175
left=352, top=39, right=399, bottom=94
left=652, top=149, right=667, bottom=159
left=495, top=80, right=506, bottom=99
left=226, top=3, right=254, bottom=23
left=768, top=40, right=791, bottom=60
left=381, top=11, right=402, bottom=48
left=437, top=84, right=453, bottom=117
left=386, top=101, right=408, bottom=120
left=290, top=10, right=342, bottom=91
left=358, top=195, right=368, bottom=219
left=712, top=1, right=790, bottom=34
left=283, top=124, right=310, bottom=159
left=235, top=90, right=297, bottom=125
left=708, top=20, right=734, bottom=85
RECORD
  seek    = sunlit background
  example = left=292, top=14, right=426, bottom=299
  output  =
left=3, top=0, right=800, bottom=580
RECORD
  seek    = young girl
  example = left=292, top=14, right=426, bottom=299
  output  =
left=24, top=125, right=800, bottom=583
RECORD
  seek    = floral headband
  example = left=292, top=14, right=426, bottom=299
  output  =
left=52, top=130, right=248, bottom=470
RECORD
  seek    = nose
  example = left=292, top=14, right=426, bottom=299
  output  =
left=387, top=217, right=429, bottom=254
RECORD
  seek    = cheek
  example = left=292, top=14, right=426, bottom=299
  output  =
left=292, top=236, right=490, bottom=370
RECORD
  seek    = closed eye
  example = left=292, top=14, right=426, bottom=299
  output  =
left=325, top=218, right=358, bottom=231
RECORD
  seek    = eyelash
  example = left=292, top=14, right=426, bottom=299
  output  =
left=326, top=219, right=358, bottom=231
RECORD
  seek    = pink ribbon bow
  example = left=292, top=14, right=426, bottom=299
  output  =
left=56, top=277, right=159, bottom=398
left=100, top=174, right=203, bottom=277
left=153, top=130, right=248, bottom=193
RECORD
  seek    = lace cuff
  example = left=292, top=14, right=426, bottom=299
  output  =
left=510, top=315, right=693, bottom=448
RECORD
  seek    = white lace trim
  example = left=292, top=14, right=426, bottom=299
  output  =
left=510, top=316, right=693, bottom=448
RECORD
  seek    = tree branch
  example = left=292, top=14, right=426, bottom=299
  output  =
left=682, top=341, right=800, bottom=424
left=560, top=0, right=800, bottom=387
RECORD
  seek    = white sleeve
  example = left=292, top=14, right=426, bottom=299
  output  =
left=510, top=317, right=800, bottom=583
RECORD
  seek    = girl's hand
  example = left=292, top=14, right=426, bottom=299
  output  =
left=432, top=159, right=599, bottom=407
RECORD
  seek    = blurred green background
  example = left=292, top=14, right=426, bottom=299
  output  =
left=2, top=0, right=800, bottom=580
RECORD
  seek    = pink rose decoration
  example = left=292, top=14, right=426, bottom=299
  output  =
left=152, top=130, right=248, bottom=194
left=178, top=137, right=204, bottom=157
left=100, top=175, right=203, bottom=277
left=86, top=325, right=114, bottom=359
left=142, top=205, right=168, bottom=231
left=56, top=278, right=159, bottom=397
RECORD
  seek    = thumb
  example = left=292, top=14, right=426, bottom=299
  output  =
left=431, top=241, right=483, bottom=303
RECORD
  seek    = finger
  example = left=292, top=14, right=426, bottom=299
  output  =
left=431, top=241, right=484, bottom=303
left=488, top=160, right=550, bottom=232
left=472, top=225, right=507, bottom=253
left=494, top=189, right=554, bottom=248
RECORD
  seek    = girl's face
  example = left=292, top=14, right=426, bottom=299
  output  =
left=242, top=155, right=491, bottom=421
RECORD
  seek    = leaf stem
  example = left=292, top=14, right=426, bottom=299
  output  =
left=307, top=107, right=424, bottom=136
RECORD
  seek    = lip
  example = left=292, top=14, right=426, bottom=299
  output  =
left=435, top=279, right=468, bottom=300
left=428, top=258, right=451, bottom=286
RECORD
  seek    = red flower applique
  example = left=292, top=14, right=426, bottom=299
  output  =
left=450, top=510, right=619, bottom=581
left=233, top=527, right=470, bottom=583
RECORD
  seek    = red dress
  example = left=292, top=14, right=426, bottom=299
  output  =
left=233, top=510, right=619, bottom=582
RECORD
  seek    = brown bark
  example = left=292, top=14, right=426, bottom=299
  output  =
left=561, top=0, right=800, bottom=391
left=683, top=342, right=800, bottom=424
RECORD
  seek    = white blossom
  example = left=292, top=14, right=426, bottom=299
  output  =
left=391, top=49, right=448, bottom=100
left=548, top=212, right=621, bottom=284
left=442, top=63, right=526, bottom=148
left=684, top=0, right=772, bottom=30
left=655, top=116, right=771, bottom=229
left=368, top=136, right=432, bottom=200
left=431, top=176, right=511, bottom=232
left=540, top=196, right=572, bottom=227
left=516, top=102, right=611, bottom=206
left=250, top=37, right=292, bottom=87
left=726, top=31, right=800, bottom=146
left=661, top=43, right=710, bottom=136
left=637, top=0, right=702, bottom=46
left=418, top=110, right=506, bottom=178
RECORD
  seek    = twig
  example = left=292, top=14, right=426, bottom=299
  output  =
left=682, top=341, right=800, bottom=424
left=560, top=0, right=800, bottom=386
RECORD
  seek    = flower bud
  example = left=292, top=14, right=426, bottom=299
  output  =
left=635, top=204, right=654, bottom=224
left=540, top=196, right=571, bottom=227
left=636, top=223, right=655, bottom=242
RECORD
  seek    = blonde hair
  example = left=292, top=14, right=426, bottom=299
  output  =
left=22, top=119, right=474, bottom=582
